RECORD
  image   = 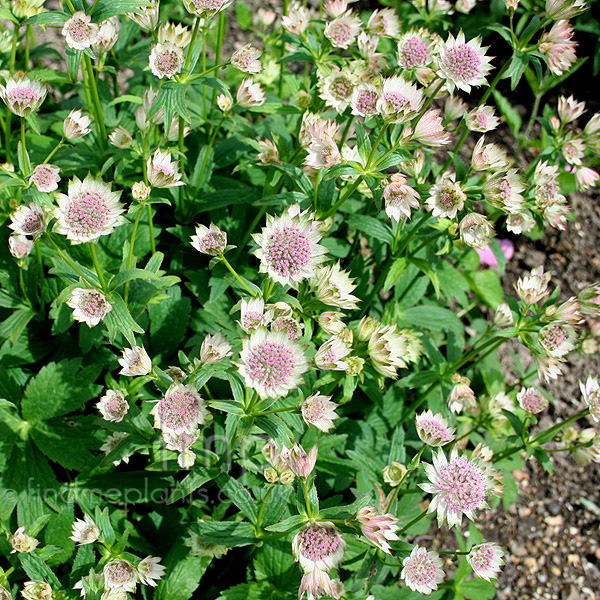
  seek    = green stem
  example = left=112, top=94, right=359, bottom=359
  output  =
left=147, top=205, right=156, bottom=254
left=322, top=176, right=363, bottom=220
left=398, top=509, right=428, bottom=535
left=235, top=205, right=267, bottom=259
left=34, top=239, right=45, bottom=308
left=25, top=25, right=31, bottom=68
left=65, top=0, right=76, bottom=12
left=42, top=138, right=65, bottom=164
left=124, top=206, right=144, bottom=302
left=45, top=234, right=95, bottom=286
left=523, top=89, right=544, bottom=140
left=89, top=243, right=107, bottom=292
left=248, top=404, right=300, bottom=417
left=20, top=118, right=30, bottom=176
left=366, top=122, right=389, bottom=167
left=256, top=485, right=275, bottom=534
left=84, top=54, right=107, bottom=152
left=302, top=479, right=313, bottom=517
left=221, top=255, right=256, bottom=296
left=184, top=17, right=201, bottom=71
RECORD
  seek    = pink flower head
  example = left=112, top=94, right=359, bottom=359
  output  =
left=515, top=266, right=552, bottom=305
left=447, top=373, right=477, bottom=414
left=62, top=11, right=99, bottom=50
left=426, top=175, right=466, bottom=219
left=54, top=174, right=125, bottom=244
left=368, top=324, right=422, bottom=378
left=239, top=329, right=308, bottom=398
left=93, top=16, right=121, bottom=54
left=411, top=109, right=450, bottom=146
left=517, top=387, right=549, bottom=414
left=282, top=2, right=310, bottom=35
left=257, top=138, right=279, bottom=164
left=97, top=389, right=129, bottom=423
left=300, top=113, right=340, bottom=148
left=475, top=239, right=515, bottom=266
left=471, top=137, right=509, bottom=172
left=539, top=322, right=577, bottom=357
left=70, top=515, right=100, bottom=545
left=318, top=65, right=358, bottom=114
left=30, top=163, right=61, bottom=193
left=239, top=297, right=268, bottom=334
left=506, top=212, right=535, bottom=234
left=152, top=383, right=209, bottom=434
left=149, top=42, right=184, bottom=79
left=127, top=1, right=160, bottom=31
left=253, top=204, right=327, bottom=287
left=540, top=20, right=577, bottom=76
left=147, top=149, right=184, bottom=188
left=315, top=336, right=351, bottom=371
left=420, top=448, right=492, bottom=527
left=351, top=83, right=380, bottom=118
left=580, top=376, right=600, bottom=422
left=9, top=203, right=46, bottom=239
left=484, top=169, right=526, bottom=213
left=301, top=393, right=339, bottom=432
left=298, top=567, right=337, bottom=600
left=383, top=173, right=421, bottom=222
left=190, top=223, right=227, bottom=255
left=545, top=0, right=587, bottom=20
left=200, top=332, right=232, bottom=364
left=231, top=44, right=262, bottom=74
left=67, top=288, right=113, bottom=327
left=183, top=0, right=232, bottom=18
left=292, top=521, right=345, bottom=571
left=397, top=30, right=436, bottom=69
left=164, top=430, right=199, bottom=468
left=535, top=354, right=566, bottom=384
left=467, top=543, right=505, bottom=581
left=367, top=8, right=400, bottom=38
left=311, top=262, right=359, bottom=310
left=103, top=559, right=138, bottom=593
left=466, top=105, right=500, bottom=132
left=436, top=31, right=493, bottom=93
left=416, top=410, right=456, bottom=446
left=305, top=135, right=341, bottom=170
left=325, top=11, right=362, bottom=49
left=357, top=506, right=400, bottom=554
left=401, top=546, right=445, bottom=595
left=0, top=76, right=47, bottom=117
left=271, top=315, right=303, bottom=340
left=236, top=78, right=266, bottom=107
left=459, top=213, right=495, bottom=249
left=119, top=345, right=152, bottom=376
left=558, top=95, right=586, bottom=123
left=283, top=444, right=319, bottom=479
left=8, top=234, right=34, bottom=259
left=574, top=166, right=600, bottom=191
left=324, top=0, right=348, bottom=18
left=377, top=76, right=424, bottom=123
left=136, top=556, right=166, bottom=587
left=63, top=109, right=92, bottom=139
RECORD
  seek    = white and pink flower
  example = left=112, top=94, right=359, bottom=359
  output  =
left=301, top=393, right=339, bottom=432
left=0, top=76, right=47, bottom=117
left=97, top=389, right=129, bottom=423
left=30, top=164, right=61, bottom=193
left=9, top=203, right=46, bottom=239
left=401, top=546, right=445, bottom=595
left=190, top=223, right=227, bottom=255
left=62, top=11, right=99, bottom=50
left=152, top=384, right=209, bottom=434
left=67, top=288, right=113, bottom=327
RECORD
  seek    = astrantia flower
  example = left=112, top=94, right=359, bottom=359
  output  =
left=580, top=376, right=600, bottom=422
left=237, top=78, right=266, bottom=107
left=21, top=582, right=53, bottom=600
left=539, top=20, right=577, bottom=76
left=325, top=11, right=362, bottom=49
left=426, top=175, right=466, bottom=219
left=292, top=522, right=346, bottom=573
left=282, top=2, right=310, bottom=35
left=436, top=31, right=493, bottom=93
left=311, top=263, right=359, bottom=310
left=483, top=169, right=525, bottom=213
left=465, top=105, right=500, bottom=132
left=136, top=556, right=166, bottom=587
left=158, top=21, right=192, bottom=47
left=558, top=95, right=586, bottom=123
left=239, top=329, right=308, bottom=398
left=8, top=234, right=34, bottom=259
left=239, top=297, right=268, bottom=334
left=301, top=393, right=339, bottom=432
left=282, top=443, right=318, bottom=479
left=459, top=212, right=494, bottom=249
left=467, top=543, right=505, bottom=581
left=54, top=174, right=125, bottom=244
left=298, top=567, right=336, bottom=600
left=104, top=559, right=138, bottom=593
left=127, top=1, right=160, bottom=31
left=539, top=323, right=577, bottom=357
left=545, top=0, right=587, bottom=20
left=199, top=332, right=232, bottom=364
left=62, top=11, right=99, bottom=50
left=9, top=203, right=46, bottom=239
left=30, top=164, right=61, bottom=193
left=118, top=346, right=152, bottom=376
left=190, top=223, right=227, bottom=256
left=253, top=204, right=327, bottom=287
left=515, top=266, right=552, bottom=305
left=271, top=315, right=303, bottom=340
left=305, top=135, right=341, bottom=170
left=64, top=109, right=92, bottom=139
left=401, top=546, right=445, bottom=595
left=383, top=461, right=408, bottom=487
left=445, top=95, right=469, bottom=121
left=506, top=212, right=535, bottom=234
left=574, top=166, right=600, bottom=191
left=368, top=324, right=422, bottom=378
left=183, top=0, right=232, bottom=18
left=535, top=354, right=566, bottom=383
left=257, top=138, right=279, bottom=164
left=9, top=526, right=38, bottom=554
left=70, top=514, right=100, bottom=545
left=147, top=149, right=184, bottom=188
left=152, top=384, right=209, bottom=434
left=315, top=336, right=351, bottom=371
left=447, top=374, right=478, bottom=414
left=149, top=41, right=184, bottom=79
left=0, top=584, right=10, bottom=600
left=377, top=76, right=424, bottom=123
left=11, top=0, right=45, bottom=19
left=351, top=83, right=380, bottom=118
left=421, top=448, right=492, bottom=527
left=0, top=76, right=47, bottom=117
left=471, top=137, right=509, bottom=171
left=416, top=411, right=456, bottom=446
left=231, top=43, right=262, bottom=73
left=109, top=126, right=133, bottom=149
left=397, top=30, right=436, bottom=69
left=367, top=8, right=400, bottom=38
left=411, top=109, right=450, bottom=146
left=517, top=387, right=549, bottom=414
left=357, top=507, right=400, bottom=554
left=163, top=430, right=199, bottom=468
left=318, top=65, right=358, bottom=114
left=67, top=288, right=113, bottom=327
left=494, top=303, right=514, bottom=328
left=93, top=16, right=120, bottom=55
left=97, top=389, right=129, bottom=423
left=300, top=113, right=340, bottom=148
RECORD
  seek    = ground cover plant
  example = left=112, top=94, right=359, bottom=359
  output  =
left=0, top=0, right=599, bottom=598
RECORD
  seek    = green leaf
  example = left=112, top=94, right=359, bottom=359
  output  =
left=24, top=10, right=69, bottom=24
left=167, top=467, right=220, bottom=504
left=22, top=359, right=102, bottom=421
left=465, top=269, right=504, bottom=309
left=265, top=514, right=306, bottom=533
left=66, top=46, right=82, bottom=82
left=104, top=292, right=144, bottom=346
left=156, top=545, right=212, bottom=600
left=347, top=215, right=393, bottom=245
left=235, top=1, right=253, bottom=30
left=401, top=305, right=463, bottom=336
left=18, top=553, right=63, bottom=591
left=493, top=90, right=522, bottom=136
left=215, top=474, right=258, bottom=523
left=456, top=579, right=497, bottom=599
left=109, top=268, right=161, bottom=290
left=92, top=0, right=152, bottom=21
left=383, top=258, right=408, bottom=292
left=148, top=286, right=191, bottom=358
left=190, top=521, right=258, bottom=547
left=0, top=308, right=35, bottom=345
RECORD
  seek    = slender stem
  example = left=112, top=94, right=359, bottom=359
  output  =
left=20, top=119, right=30, bottom=176
left=65, top=0, right=76, bottom=12
left=124, top=207, right=144, bottom=302
left=322, top=176, right=363, bottom=220
left=340, top=115, right=354, bottom=146
left=248, top=404, right=300, bottom=417
left=184, top=17, right=201, bottom=71
left=256, top=485, right=275, bottom=534
left=147, top=205, right=156, bottom=254
left=34, top=240, right=45, bottom=305
left=221, top=255, right=256, bottom=296
left=523, top=89, right=544, bottom=140
left=178, top=116, right=186, bottom=212
left=367, top=122, right=389, bottom=167
left=19, top=268, right=32, bottom=308
left=84, top=54, right=107, bottom=152
left=89, top=243, right=107, bottom=292
left=235, top=205, right=267, bottom=259
left=25, top=25, right=31, bottom=68
left=45, top=234, right=95, bottom=286
left=43, top=138, right=65, bottom=164
left=301, top=479, right=313, bottom=517
left=398, top=509, right=428, bottom=535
